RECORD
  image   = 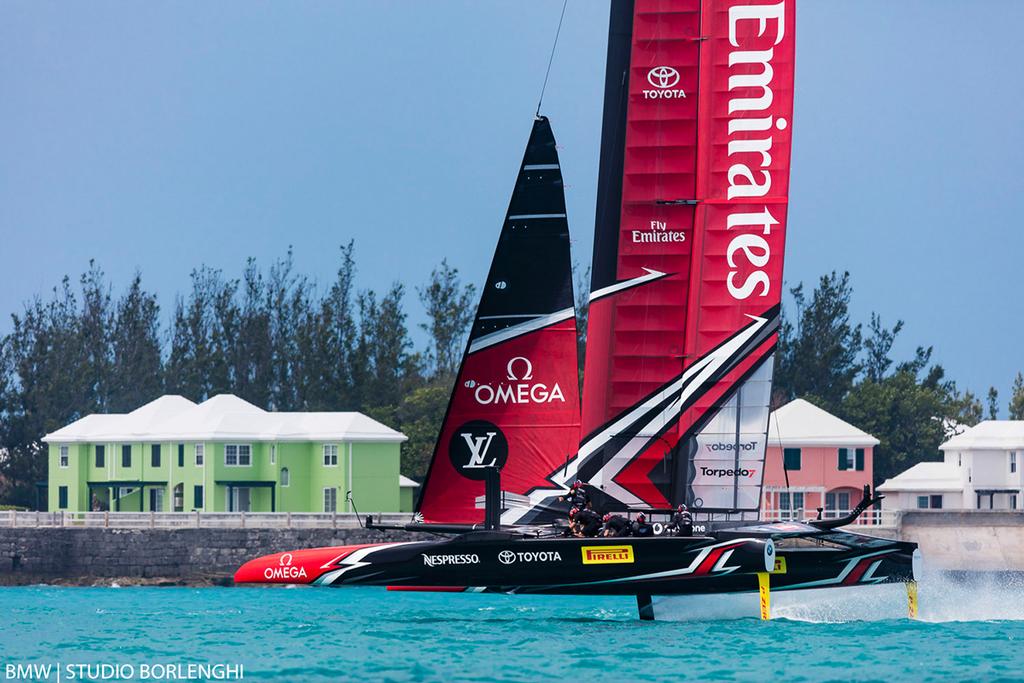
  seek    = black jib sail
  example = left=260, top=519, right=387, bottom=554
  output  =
left=416, top=116, right=582, bottom=524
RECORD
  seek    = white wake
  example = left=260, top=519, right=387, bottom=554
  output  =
left=651, top=571, right=1024, bottom=623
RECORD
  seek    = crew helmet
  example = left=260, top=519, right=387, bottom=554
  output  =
left=603, top=513, right=612, bottom=523
left=636, top=512, right=646, bottom=523
left=569, top=507, right=579, bottom=520
left=678, top=504, right=688, bottom=512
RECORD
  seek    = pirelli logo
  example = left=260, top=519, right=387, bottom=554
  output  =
left=581, top=545, right=634, bottom=565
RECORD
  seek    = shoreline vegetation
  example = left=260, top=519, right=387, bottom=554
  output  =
left=1, top=250, right=1023, bottom=507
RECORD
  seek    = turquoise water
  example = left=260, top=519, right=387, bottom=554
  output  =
left=2, top=577, right=1023, bottom=682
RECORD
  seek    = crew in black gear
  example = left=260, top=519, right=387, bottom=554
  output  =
left=631, top=512, right=654, bottom=537
left=573, top=508, right=603, bottom=538
left=602, top=513, right=631, bottom=537
left=669, top=504, right=694, bottom=536
left=559, top=480, right=591, bottom=510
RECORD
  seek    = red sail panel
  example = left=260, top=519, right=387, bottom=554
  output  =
left=418, top=321, right=581, bottom=523
left=580, top=0, right=795, bottom=512
left=582, top=0, right=701, bottom=435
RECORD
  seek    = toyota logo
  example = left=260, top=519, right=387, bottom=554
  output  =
left=647, top=66, right=680, bottom=89
left=498, top=550, right=516, bottom=565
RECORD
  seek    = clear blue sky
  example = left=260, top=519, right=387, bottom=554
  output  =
left=2, top=1, right=1022, bottom=410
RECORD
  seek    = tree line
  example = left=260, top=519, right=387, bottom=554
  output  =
left=0, top=246, right=476, bottom=506
left=773, top=271, right=1024, bottom=484
left=1, top=255, right=1022, bottom=506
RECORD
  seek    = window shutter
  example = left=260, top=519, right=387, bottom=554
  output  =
left=783, top=448, right=801, bottom=470
left=855, top=448, right=865, bottom=471
left=838, top=449, right=848, bottom=471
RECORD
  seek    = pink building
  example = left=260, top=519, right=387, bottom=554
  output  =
left=762, top=399, right=878, bottom=520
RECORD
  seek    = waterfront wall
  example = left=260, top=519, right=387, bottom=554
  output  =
left=2, top=511, right=1022, bottom=584
left=899, top=511, right=1024, bottom=571
left=0, top=527, right=427, bottom=585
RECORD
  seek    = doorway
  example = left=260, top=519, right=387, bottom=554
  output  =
left=232, top=487, right=252, bottom=512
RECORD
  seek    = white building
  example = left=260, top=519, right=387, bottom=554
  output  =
left=878, top=421, right=1024, bottom=511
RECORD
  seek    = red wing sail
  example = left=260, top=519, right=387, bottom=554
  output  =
left=572, top=0, right=794, bottom=514
left=416, top=117, right=581, bottom=524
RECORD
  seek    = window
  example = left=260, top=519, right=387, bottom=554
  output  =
left=195, top=444, right=204, bottom=466
left=783, top=448, right=801, bottom=471
left=930, top=495, right=943, bottom=509
left=280, top=467, right=290, bottom=487
left=1011, top=452, right=1017, bottom=474
left=173, top=483, right=184, bottom=512
left=323, top=487, right=337, bottom=513
left=778, top=492, right=804, bottom=519
left=825, top=492, right=836, bottom=512
left=194, top=485, right=204, bottom=509
left=122, top=445, right=132, bottom=468
left=917, top=496, right=929, bottom=509
left=58, top=486, right=68, bottom=509
left=838, top=448, right=856, bottom=471
left=323, top=444, right=339, bottom=467
left=59, top=446, right=69, bottom=468
left=225, top=444, right=251, bottom=467
left=151, top=444, right=161, bottom=468
left=270, top=445, right=276, bottom=465
left=1013, top=494, right=1018, bottom=510
left=149, top=488, right=164, bottom=512
left=95, top=445, right=105, bottom=468
left=118, top=486, right=135, bottom=498
left=838, top=492, right=850, bottom=511
left=178, top=444, right=185, bottom=468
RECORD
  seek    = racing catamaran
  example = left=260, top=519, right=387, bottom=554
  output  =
left=235, top=0, right=920, bottom=620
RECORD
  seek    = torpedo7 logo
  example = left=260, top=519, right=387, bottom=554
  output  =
left=699, top=466, right=758, bottom=479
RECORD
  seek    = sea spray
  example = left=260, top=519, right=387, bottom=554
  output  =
left=650, top=570, right=1024, bottom=622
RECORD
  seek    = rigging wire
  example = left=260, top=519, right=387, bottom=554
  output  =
left=536, top=0, right=569, bottom=117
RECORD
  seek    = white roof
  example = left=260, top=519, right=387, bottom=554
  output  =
left=877, top=461, right=963, bottom=493
left=43, top=394, right=406, bottom=444
left=399, top=475, right=420, bottom=488
left=767, top=399, right=879, bottom=447
left=940, top=420, right=1024, bottom=452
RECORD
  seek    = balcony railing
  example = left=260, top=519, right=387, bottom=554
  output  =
left=0, top=508, right=901, bottom=530
left=0, top=510, right=414, bottom=529
left=758, top=508, right=900, bottom=528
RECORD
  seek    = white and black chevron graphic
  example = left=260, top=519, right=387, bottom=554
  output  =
left=503, top=306, right=780, bottom=525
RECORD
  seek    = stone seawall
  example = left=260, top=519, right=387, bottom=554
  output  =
left=0, top=528, right=428, bottom=585
left=899, top=510, right=1024, bottom=572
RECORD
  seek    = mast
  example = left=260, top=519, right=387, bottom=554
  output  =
left=416, top=117, right=581, bottom=524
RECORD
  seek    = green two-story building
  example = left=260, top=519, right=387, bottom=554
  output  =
left=43, top=394, right=414, bottom=513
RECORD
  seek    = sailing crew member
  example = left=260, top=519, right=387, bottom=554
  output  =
left=560, top=480, right=591, bottom=510
left=669, top=504, right=693, bottom=537
left=602, top=513, right=631, bottom=537
left=573, top=507, right=603, bottom=538
left=631, top=512, right=654, bottom=538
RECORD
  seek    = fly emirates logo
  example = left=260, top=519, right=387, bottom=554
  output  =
left=723, top=1, right=788, bottom=301
left=466, top=356, right=565, bottom=405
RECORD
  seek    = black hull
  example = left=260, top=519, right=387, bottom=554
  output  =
left=235, top=529, right=918, bottom=599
